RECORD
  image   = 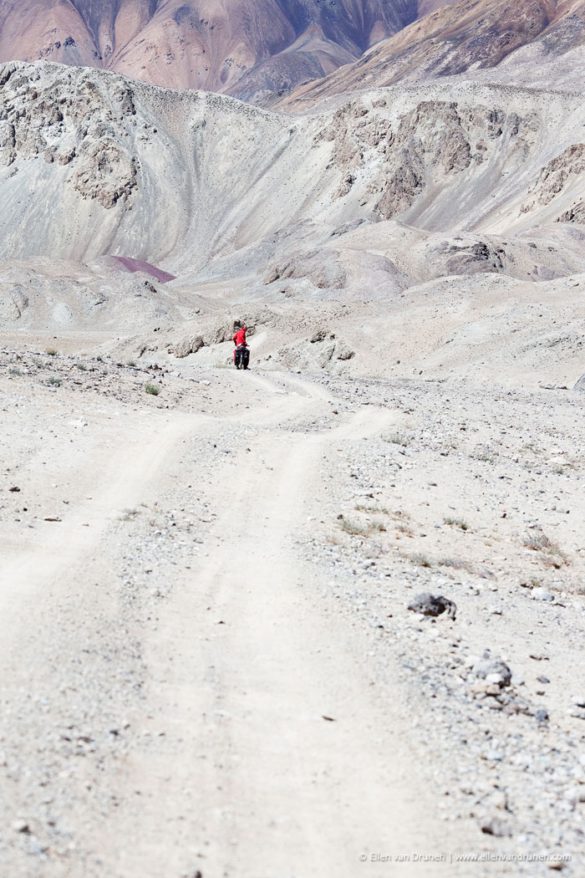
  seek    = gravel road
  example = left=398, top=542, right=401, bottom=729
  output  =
left=0, top=349, right=583, bottom=876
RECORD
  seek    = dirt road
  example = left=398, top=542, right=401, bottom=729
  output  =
left=0, top=366, right=457, bottom=877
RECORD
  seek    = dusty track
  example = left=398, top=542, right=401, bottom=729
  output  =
left=0, top=368, right=454, bottom=877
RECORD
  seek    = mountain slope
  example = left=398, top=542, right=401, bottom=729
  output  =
left=284, top=0, right=585, bottom=107
left=2, top=60, right=585, bottom=392
left=3, top=61, right=585, bottom=279
left=0, top=0, right=454, bottom=101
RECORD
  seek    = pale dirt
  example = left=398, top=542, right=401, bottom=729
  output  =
left=0, top=360, right=466, bottom=878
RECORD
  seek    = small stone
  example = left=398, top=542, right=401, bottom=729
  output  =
left=480, top=817, right=512, bottom=837
left=486, top=673, right=506, bottom=686
left=531, top=587, right=555, bottom=602
left=491, top=791, right=508, bottom=811
left=469, top=681, right=494, bottom=696
left=484, top=750, right=504, bottom=762
left=12, top=820, right=30, bottom=834
left=473, top=652, right=512, bottom=688
left=534, top=708, right=549, bottom=724
left=28, top=838, right=47, bottom=856
left=565, top=787, right=585, bottom=804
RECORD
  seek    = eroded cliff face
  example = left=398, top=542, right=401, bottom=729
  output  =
left=316, top=97, right=542, bottom=223
left=0, top=0, right=453, bottom=101
left=523, top=144, right=585, bottom=214
left=0, top=64, right=139, bottom=208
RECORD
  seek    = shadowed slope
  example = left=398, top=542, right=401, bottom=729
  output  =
left=0, top=0, right=454, bottom=101
left=283, top=0, right=585, bottom=107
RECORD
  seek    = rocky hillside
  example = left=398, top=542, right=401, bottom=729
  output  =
left=285, top=0, right=585, bottom=107
left=0, top=0, right=454, bottom=102
left=3, top=61, right=585, bottom=283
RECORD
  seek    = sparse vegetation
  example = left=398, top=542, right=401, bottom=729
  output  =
left=145, top=383, right=161, bottom=396
left=524, top=529, right=559, bottom=553
left=355, top=503, right=390, bottom=516
left=46, top=376, right=62, bottom=387
left=384, top=432, right=410, bottom=447
left=338, top=515, right=386, bottom=537
left=520, top=441, right=541, bottom=455
left=410, top=552, right=433, bottom=568
left=523, top=529, right=567, bottom=568
left=396, top=523, right=414, bottom=537
left=339, top=518, right=367, bottom=536
left=119, top=508, right=141, bottom=522
left=46, top=348, right=58, bottom=357
left=444, top=516, right=469, bottom=531
left=438, top=557, right=476, bottom=574
left=521, top=577, right=544, bottom=590
left=391, top=508, right=411, bottom=520
left=473, top=448, right=497, bottom=463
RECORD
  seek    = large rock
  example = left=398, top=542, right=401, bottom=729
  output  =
left=408, top=593, right=457, bottom=620
left=575, top=373, right=585, bottom=392
left=472, top=651, right=512, bottom=688
left=170, top=336, right=205, bottom=359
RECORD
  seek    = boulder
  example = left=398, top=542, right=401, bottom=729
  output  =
left=408, top=593, right=457, bottom=620
left=335, top=341, right=355, bottom=361
left=473, top=651, right=512, bottom=688
left=170, top=335, right=204, bottom=359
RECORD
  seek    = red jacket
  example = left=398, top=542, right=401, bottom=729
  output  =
left=233, top=327, right=247, bottom=346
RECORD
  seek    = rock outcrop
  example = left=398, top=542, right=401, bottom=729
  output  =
left=0, top=64, right=138, bottom=208
left=523, top=144, right=585, bottom=218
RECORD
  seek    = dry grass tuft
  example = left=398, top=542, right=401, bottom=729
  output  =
left=438, top=557, right=476, bottom=574
left=523, top=529, right=568, bottom=568
left=444, top=516, right=469, bottom=531
left=338, top=516, right=387, bottom=537
left=409, top=552, right=433, bottom=568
